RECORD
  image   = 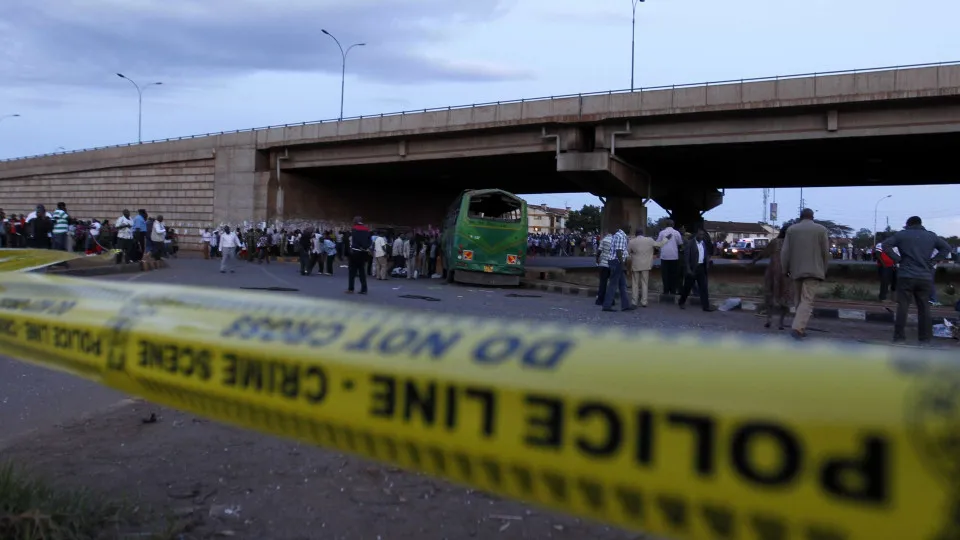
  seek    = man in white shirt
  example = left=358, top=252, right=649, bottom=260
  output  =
left=392, top=236, right=405, bottom=273
left=656, top=220, right=684, bottom=295
left=115, top=210, right=134, bottom=263
left=201, top=228, right=213, bottom=260
left=219, top=226, right=240, bottom=273
left=373, top=234, right=388, bottom=280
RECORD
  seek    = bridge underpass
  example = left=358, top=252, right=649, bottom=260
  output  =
left=273, top=127, right=960, bottom=234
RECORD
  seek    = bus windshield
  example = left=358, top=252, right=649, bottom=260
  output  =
left=467, top=192, right=522, bottom=222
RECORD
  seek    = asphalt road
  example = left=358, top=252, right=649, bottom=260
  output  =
left=0, top=256, right=947, bottom=447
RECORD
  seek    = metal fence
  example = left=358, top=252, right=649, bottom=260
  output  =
left=3, top=60, right=959, bottom=163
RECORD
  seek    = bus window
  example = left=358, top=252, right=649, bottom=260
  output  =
left=467, top=193, right=522, bottom=222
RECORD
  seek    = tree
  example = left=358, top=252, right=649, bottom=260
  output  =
left=945, top=236, right=960, bottom=248
left=566, top=204, right=601, bottom=233
left=853, top=228, right=874, bottom=249
left=781, top=218, right=854, bottom=238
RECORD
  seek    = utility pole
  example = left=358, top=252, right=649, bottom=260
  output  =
left=630, top=0, right=645, bottom=90
left=798, top=187, right=805, bottom=216
left=322, top=29, right=365, bottom=121
left=762, top=188, right=770, bottom=223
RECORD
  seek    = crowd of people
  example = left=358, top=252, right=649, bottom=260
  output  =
left=592, top=210, right=955, bottom=343
left=199, top=218, right=443, bottom=294
left=0, top=204, right=180, bottom=261
left=526, top=233, right=596, bottom=257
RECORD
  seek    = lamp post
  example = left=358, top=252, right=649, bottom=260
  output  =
left=630, top=0, right=645, bottom=90
left=321, top=29, right=365, bottom=121
left=0, top=114, right=20, bottom=123
left=873, top=194, right=892, bottom=248
left=116, top=74, right=162, bottom=143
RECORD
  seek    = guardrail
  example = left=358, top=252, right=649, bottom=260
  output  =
left=2, top=60, right=959, bottom=163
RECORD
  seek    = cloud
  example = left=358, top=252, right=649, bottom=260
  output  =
left=0, top=0, right=531, bottom=89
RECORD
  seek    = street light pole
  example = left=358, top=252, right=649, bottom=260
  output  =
left=631, top=0, right=645, bottom=91
left=116, top=74, right=162, bottom=143
left=873, top=194, right=892, bottom=248
left=0, top=113, right=20, bottom=123
left=322, top=29, right=365, bottom=121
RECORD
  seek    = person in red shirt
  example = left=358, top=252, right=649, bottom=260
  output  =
left=876, top=243, right=897, bottom=301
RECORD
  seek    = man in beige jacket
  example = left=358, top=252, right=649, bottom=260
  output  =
left=627, top=228, right=672, bottom=307
left=780, top=208, right=830, bottom=340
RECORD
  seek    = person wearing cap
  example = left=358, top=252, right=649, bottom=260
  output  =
left=346, top=216, right=372, bottom=294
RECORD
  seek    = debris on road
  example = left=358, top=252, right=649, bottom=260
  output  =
left=718, top=297, right=742, bottom=311
left=398, top=295, right=441, bottom=302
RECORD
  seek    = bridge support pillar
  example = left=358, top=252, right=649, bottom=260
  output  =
left=657, top=188, right=725, bottom=234
left=601, top=197, right=648, bottom=236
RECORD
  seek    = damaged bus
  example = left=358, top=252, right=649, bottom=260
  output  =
left=440, top=189, right=527, bottom=286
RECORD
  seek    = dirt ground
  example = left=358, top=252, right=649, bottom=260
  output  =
left=1, top=400, right=647, bottom=540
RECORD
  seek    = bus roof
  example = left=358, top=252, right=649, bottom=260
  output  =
left=460, top=188, right=524, bottom=200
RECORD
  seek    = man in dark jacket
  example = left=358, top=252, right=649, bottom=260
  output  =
left=26, top=205, right=53, bottom=249
left=346, top=216, right=372, bottom=294
left=678, top=229, right=716, bottom=312
left=882, top=216, right=951, bottom=343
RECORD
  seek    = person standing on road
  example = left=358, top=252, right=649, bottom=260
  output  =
left=219, top=226, right=240, bottom=273
left=323, top=231, right=337, bottom=275
left=781, top=208, right=830, bottom=340
left=602, top=224, right=633, bottom=312
left=595, top=231, right=613, bottom=306
left=115, top=210, right=134, bottom=264
left=627, top=228, right=671, bottom=308
left=201, top=228, right=212, bottom=260
left=882, top=216, right=951, bottom=344
left=678, top=230, right=716, bottom=312
left=25, top=205, right=52, bottom=249
left=51, top=202, right=70, bottom=251
left=373, top=233, right=388, bottom=280
left=299, top=227, right=314, bottom=276
left=875, top=242, right=897, bottom=302
left=656, top=219, right=684, bottom=295
left=754, top=225, right=792, bottom=329
left=346, top=217, right=372, bottom=294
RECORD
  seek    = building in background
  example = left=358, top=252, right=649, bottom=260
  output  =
left=526, top=203, right=569, bottom=234
left=704, top=221, right=778, bottom=244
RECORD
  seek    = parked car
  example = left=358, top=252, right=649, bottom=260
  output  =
left=723, top=238, right=768, bottom=260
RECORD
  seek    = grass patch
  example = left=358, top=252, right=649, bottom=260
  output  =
left=0, top=463, right=127, bottom=540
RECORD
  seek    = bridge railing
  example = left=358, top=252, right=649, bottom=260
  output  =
left=3, top=59, right=959, bottom=163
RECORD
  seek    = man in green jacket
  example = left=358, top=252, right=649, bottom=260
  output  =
left=781, top=208, right=830, bottom=340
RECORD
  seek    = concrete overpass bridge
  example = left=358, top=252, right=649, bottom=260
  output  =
left=1, top=61, right=959, bottom=247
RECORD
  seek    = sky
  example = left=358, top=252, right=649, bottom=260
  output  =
left=1, top=0, right=958, bottom=236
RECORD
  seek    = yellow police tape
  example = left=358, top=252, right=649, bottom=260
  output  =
left=0, top=272, right=957, bottom=540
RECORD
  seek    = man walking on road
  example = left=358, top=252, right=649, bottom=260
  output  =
left=882, top=216, right=951, bottom=344
left=628, top=228, right=672, bottom=308
left=219, top=226, right=240, bottom=274
left=781, top=208, right=830, bottom=340
left=602, top=224, right=633, bottom=312
left=346, top=216, right=372, bottom=294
